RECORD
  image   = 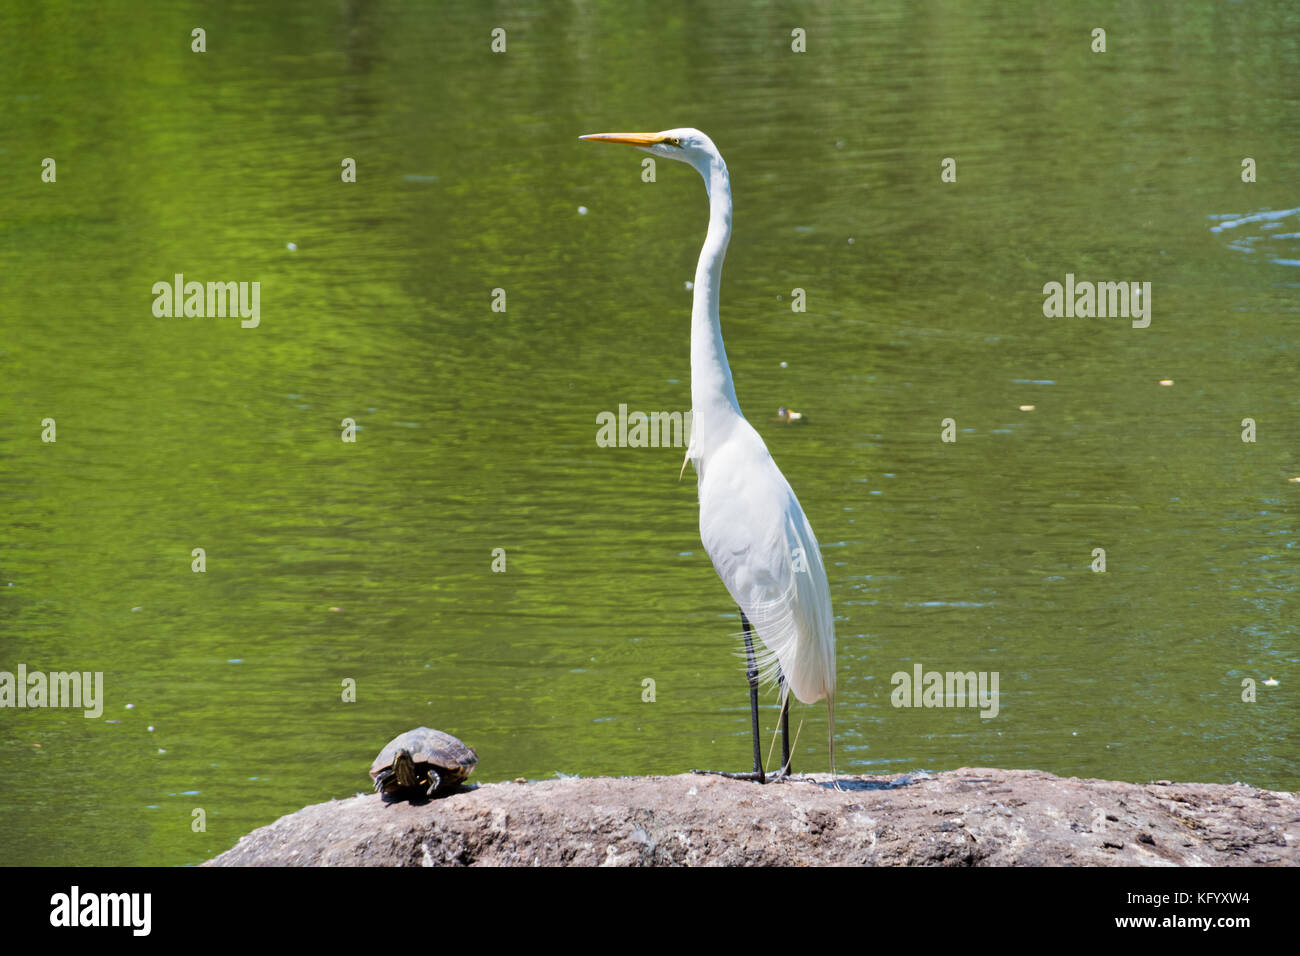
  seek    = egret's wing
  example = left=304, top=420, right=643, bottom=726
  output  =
left=697, top=422, right=835, bottom=705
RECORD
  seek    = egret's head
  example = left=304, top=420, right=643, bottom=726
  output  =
left=579, top=127, right=722, bottom=173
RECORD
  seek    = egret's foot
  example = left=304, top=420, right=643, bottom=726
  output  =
left=691, top=769, right=766, bottom=783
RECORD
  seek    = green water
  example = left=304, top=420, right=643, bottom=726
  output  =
left=2, top=1, right=1296, bottom=866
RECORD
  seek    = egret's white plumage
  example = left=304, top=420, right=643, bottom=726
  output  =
left=581, top=128, right=838, bottom=779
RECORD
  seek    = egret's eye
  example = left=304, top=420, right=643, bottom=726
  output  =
left=669, top=137, right=682, bottom=147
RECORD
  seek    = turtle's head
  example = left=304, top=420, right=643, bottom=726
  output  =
left=393, top=749, right=418, bottom=790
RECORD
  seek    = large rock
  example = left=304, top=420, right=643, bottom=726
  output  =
left=204, top=768, right=1298, bottom=866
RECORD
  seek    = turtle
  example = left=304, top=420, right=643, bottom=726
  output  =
left=369, top=727, right=477, bottom=799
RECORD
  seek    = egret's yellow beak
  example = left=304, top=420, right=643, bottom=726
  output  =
left=579, top=132, right=669, bottom=146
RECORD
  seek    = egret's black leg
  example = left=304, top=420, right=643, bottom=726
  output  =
left=690, top=609, right=768, bottom=782
left=761, top=667, right=794, bottom=783
left=779, top=684, right=792, bottom=773
left=741, top=611, right=764, bottom=780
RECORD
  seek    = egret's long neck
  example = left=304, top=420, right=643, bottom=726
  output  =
left=691, top=159, right=742, bottom=431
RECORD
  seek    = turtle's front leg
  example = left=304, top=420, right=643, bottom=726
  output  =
left=425, top=770, right=443, bottom=797
left=373, top=770, right=393, bottom=794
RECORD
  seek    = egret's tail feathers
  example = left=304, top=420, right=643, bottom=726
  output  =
left=739, top=573, right=835, bottom=707
left=728, top=586, right=796, bottom=693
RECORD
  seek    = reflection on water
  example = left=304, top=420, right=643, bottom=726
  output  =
left=1, top=0, right=1297, bottom=865
left=1210, top=208, right=1300, bottom=266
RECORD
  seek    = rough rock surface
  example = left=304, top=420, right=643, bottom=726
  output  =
left=205, top=768, right=1298, bottom=866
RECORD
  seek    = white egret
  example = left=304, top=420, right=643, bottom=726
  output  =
left=580, top=128, right=838, bottom=784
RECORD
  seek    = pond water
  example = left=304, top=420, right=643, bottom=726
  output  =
left=1, top=0, right=1296, bottom=865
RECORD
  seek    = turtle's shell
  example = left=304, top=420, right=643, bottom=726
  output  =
left=369, top=727, right=477, bottom=789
